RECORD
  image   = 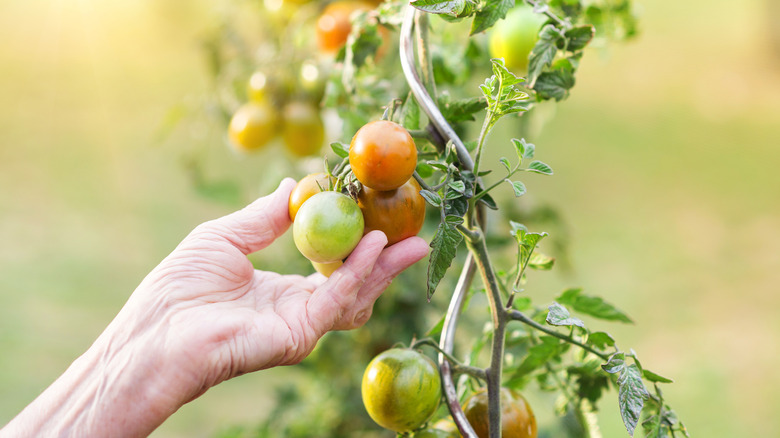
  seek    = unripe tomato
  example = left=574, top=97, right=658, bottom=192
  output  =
left=349, top=120, right=418, bottom=191
left=357, top=177, right=425, bottom=246
left=288, top=173, right=336, bottom=221
left=227, top=101, right=279, bottom=152
left=462, top=388, right=537, bottom=438
left=311, top=260, right=342, bottom=277
left=488, top=5, right=546, bottom=74
left=293, top=191, right=364, bottom=263
left=362, top=348, right=441, bottom=433
left=247, top=71, right=269, bottom=103
left=316, top=1, right=372, bottom=53
left=413, top=428, right=456, bottom=438
left=282, top=101, right=325, bottom=157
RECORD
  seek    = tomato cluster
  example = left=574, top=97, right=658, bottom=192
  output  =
left=228, top=71, right=325, bottom=157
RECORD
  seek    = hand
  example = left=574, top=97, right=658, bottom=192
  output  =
left=0, top=178, right=429, bottom=438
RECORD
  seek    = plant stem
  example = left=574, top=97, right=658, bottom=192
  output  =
left=523, top=0, right=571, bottom=29
left=507, top=310, right=610, bottom=361
left=465, top=227, right=507, bottom=438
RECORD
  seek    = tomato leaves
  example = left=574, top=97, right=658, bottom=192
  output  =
left=427, top=218, right=464, bottom=300
left=556, top=288, right=634, bottom=323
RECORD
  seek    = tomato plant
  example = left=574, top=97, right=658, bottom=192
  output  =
left=357, top=177, right=425, bottom=246
left=293, top=191, right=364, bottom=263
left=282, top=101, right=325, bottom=157
left=184, top=0, right=688, bottom=436
left=463, top=388, right=537, bottom=438
left=361, top=348, right=441, bottom=433
left=227, top=101, right=279, bottom=152
left=349, top=120, right=418, bottom=191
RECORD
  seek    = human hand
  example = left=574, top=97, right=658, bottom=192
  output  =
left=0, top=178, right=428, bottom=438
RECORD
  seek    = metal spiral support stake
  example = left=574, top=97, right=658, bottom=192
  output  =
left=399, top=6, right=483, bottom=437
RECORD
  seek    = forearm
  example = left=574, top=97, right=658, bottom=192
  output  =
left=1, top=318, right=187, bottom=437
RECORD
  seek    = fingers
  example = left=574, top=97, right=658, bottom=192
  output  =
left=305, top=233, right=429, bottom=334
left=194, top=178, right=297, bottom=255
left=304, top=231, right=387, bottom=335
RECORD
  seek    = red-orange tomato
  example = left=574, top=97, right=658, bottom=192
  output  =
left=463, top=388, right=537, bottom=438
left=349, top=120, right=418, bottom=191
left=357, top=178, right=425, bottom=246
left=316, top=1, right=372, bottom=53
left=288, top=173, right=336, bottom=221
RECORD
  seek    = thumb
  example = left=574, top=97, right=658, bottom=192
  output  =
left=197, top=178, right=297, bottom=255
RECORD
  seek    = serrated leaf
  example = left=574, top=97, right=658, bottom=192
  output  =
left=522, top=140, right=535, bottom=160
left=426, top=221, right=463, bottom=299
left=618, top=364, right=649, bottom=436
left=420, top=189, right=442, bottom=207
left=401, top=92, right=421, bottom=130
left=564, top=24, right=595, bottom=52
left=445, top=214, right=464, bottom=226
left=527, top=252, right=554, bottom=270
left=644, top=369, right=674, bottom=384
left=427, top=161, right=449, bottom=171
left=533, top=69, right=575, bottom=101
left=602, top=352, right=625, bottom=374
left=416, top=162, right=434, bottom=179
left=528, top=24, right=564, bottom=86
left=508, top=336, right=563, bottom=381
left=330, top=142, right=350, bottom=158
left=506, top=179, right=527, bottom=197
left=511, top=138, right=526, bottom=162
left=587, top=331, right=616, bottom=349
left=556, top=288, right=634, bottom=323
left=444, top=195, right=468, bottom=217
left=527, top=160, right=554, bottom=175
left=470, top=0, right=513, bottom=35
left=509, top=221, right=527, bottom=236
left=448, top=180, right=466, bottom=194
left=499, top=157, right=511, bottom=173
left=439, top=96, right=487, bottom=123
left=546, top=302, right=585, bottom=328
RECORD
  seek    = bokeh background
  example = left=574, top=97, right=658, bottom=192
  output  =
left=1, top=0, right=779, bottom=437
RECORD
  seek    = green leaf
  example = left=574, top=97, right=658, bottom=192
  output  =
left=411, top=0, right=475, bottom=17
left=546, top=302, right=585, bottom=328
left=439, top=96, right=487, bottom=123
left=527, top=160, right=554, bottom=175
left=528, top=24, right=564, bottom=86
left=644, top=369, right=674, bottom=384
left=564, top=24, right=595, bottom=51
left=618, top=364, right=649, bottom=436
left=506, top=179, right=527, bottom=197
left=587, top=331, right=616, bottom=350
left=507, top=336, right=563, bottom=382
left=426, top=314, right=446, bottom=338
left=511, top=138, right=526, bottom=162
left=602, top=352, right=626, bottom=374
left=401, top=92, right=421, bottom=130
left=470, top=0, right=513, bottom=35
left=426, top=221, right=464, bottom=300
left=330, top=142, right=350, bottom=158
left=416, top=161, right=434, bottom=178
left=533, top=68, right=575, bottom=101
left=420, top=189, right=442, bottom=207
left=527, top=252, right=554, bottom=270
left=499, top=157, right=511, bottom=173
left=448, top=180, right=467, bottom=195
left=556, top=288, right=634, bottom=323
left=445, top=214, right=465, bottom=226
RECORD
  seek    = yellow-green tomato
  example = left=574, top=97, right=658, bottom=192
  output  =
left=362, top=348, right=442, bottom=433
left=312, top=260, right=342, bottom=277
left=282, top=101, right=325, bottom=157
left=293, top=192, right=364, bottom=263
left=227, top=101, right=279, bottom=152
left=488, top=5, right=546, bottom=74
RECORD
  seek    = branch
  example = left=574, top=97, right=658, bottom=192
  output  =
left=507, top=310, right=610, bottom=361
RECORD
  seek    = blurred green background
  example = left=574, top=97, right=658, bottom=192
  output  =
left=1, top=0, right=779, bottom=437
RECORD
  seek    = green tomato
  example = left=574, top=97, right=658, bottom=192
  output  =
left=293, top=191, right=364, bottom=263
left=488, top=5, right=546, bottom=74
left=362, top=348, right=442, bottom=433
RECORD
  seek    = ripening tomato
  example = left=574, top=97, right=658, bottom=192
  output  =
left=463, top=388, right=537, bottom=438
left=488, top=5, right=546, bottom=74
left=316, top=1, right=372, bottom=53
left=311, top=260, right=342, bottom=277
left=247, top=71, right=269, bottom=103
left=362, top=348, right=442, bottom=433
left=357, top=177, right=425, bottom=246
left=288, top=173, right=336, bottom=221
left=227, top=101, right=279, bottom=152
left=282, top=101, right=325, bottom=157
left=349, top=120, right=417, bottom=191
left=293, top=191, right=364, bottom=263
